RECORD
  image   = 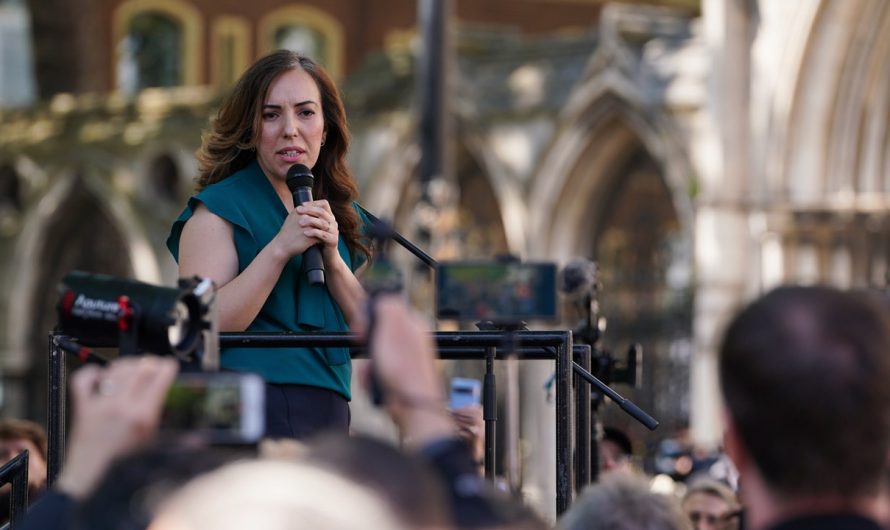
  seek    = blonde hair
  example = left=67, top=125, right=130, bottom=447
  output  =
left=150, top=459, right=408, bottom=530
left=682, top=478, right=739, bottom=510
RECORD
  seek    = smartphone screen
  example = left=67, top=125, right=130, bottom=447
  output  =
left=450, top=377, right=482, bottom=410
left=436, top=261, right=558, bottom=323
left=160, top=372, right=265, bottom=444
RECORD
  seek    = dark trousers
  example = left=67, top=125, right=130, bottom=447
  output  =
left=264, top=383, right=350, bottom=440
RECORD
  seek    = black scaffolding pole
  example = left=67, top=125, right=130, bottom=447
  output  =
left=47, top=330, right=577, bottom=513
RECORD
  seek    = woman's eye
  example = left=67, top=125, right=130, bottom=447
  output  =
left=262, top=112, right=277, bottom=120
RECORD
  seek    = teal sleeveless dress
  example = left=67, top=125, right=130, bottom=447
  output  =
left=167, top=161, right=368, bottom=437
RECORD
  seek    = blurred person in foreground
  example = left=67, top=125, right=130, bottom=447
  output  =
left=148, top=459, right=409, bottom=530
left=362, top=294, right=549, bottom=530
left=682, top=478, right=740, bottom=530
left=22, top=296, right=549, bottom=530
left=719, top=286, right=890, bottom=530
left=303, top=433, right=453, bottom=529
left=71, top=445, right=241, bottom=530
left=146, top=295, right=546, bottom=530
left=151, top=295, right=548, bottom=530
left=19, top=356, right=179, bottom=530
left=558, top=472, right=691, bottom=530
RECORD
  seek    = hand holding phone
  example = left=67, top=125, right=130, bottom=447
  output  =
left=160, top=372, right=265, bottom=445
left=57, top=356, right=178, bottom=500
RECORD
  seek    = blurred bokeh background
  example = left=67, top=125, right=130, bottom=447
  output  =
left=0, top=0, right=887, bottom=519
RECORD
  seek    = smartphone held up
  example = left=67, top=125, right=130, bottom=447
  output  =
left=436, top=261, right=558, bottom=324
left=160, top=372, right=265, bottom=445
left=450, top=377, right=482, bottom=410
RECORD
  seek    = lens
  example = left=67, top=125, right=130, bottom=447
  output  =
left=167, top=299, right=191, bottom=349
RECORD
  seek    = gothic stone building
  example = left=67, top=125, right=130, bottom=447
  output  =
left=0, top=0, right=888, bottom=519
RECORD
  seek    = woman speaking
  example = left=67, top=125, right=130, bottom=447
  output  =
left=167, top=50, right=370, bottom=439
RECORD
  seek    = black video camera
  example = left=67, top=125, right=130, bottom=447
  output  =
left=56, top=271, right=219, bottom=369
left=558, top=258, right=641, bottom=388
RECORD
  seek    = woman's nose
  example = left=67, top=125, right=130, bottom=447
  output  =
left=283, top=114, right=298, bottom=138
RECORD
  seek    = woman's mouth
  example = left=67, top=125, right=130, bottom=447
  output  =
left=277, top=149, right=304, bottom=162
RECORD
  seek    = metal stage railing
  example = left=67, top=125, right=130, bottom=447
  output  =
left=48, top=330, right=580, bottom=514
left=0, top=450, right=29, bottom=529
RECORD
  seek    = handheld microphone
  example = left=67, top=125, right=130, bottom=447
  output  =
left=286, top=164, right=325, bottom=286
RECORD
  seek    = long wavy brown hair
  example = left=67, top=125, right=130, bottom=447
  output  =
left=196, top=50, right=369, bottom=261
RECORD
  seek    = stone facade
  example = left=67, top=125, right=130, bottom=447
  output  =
left=0, top=0, right=888, bottom=521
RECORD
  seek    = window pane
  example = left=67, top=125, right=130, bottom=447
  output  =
left=124, top=12, right=182, bottom=91
left=275, top=25, right=325, bottom=61
left=218, top=33, right=237, bottom=86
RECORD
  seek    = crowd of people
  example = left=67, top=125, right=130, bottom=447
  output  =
left=1, top=285, right=887, bottom=529
left=9, top=296, right=554, bottom=530
left=3, top=47, right=890, bottom=529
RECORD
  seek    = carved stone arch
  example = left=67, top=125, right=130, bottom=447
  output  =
left=362, top=122, right=514, bottom=259
left=752, top=2, right=818, bottom=199
left=459, top=128, right=525, bottom=258
left=755, top=0, right=890, bottom=290
left=530, top=85, right=694, bottom=261
left=4, top=171, right=136, bottom=421
left=823, top=0, right=890, bottom=195
left=0, top=161, right=24, bottom=237
left=776, top=0, right=890, bottom=201
left=525, top=66, right=696, bottom=452
left=0, top=154, right=47, bottom=219
left=136, top=144, right=196, bottom=208
left=0, top=163, right=22, bottom=213
left=360, top=127, right=421, bottom=221
left=3, top=166, right=170, bottom=420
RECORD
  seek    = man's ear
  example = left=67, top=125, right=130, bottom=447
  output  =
left=723, top=409, right=747, bottom=472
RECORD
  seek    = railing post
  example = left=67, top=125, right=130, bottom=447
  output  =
left=574, top=344, right=591, bottom=491
left=555, top=331, right=574, bottom=515
left=483, top=346, right=497, bottom=481
left=47, top=332, right=66, bottom=487
left=46, top=330, right=578, bottom=515
left=0, top=449, right=30, bottom=528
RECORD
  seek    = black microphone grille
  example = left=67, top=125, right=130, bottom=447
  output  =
left=558, top=258, right=598, bottom=300
left=287, top=164, right=312, bottom=179
left=286, top=164, right=313, bottom=191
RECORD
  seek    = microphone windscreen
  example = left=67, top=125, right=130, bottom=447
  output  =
left=559, top=258, right=598, bottom=300
left=286, top=164, right=313, bottom=191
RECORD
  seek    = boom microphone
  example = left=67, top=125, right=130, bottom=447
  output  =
left=286, top=164, right=325, bottom=286
left=558, top=258, right=598, bottom=301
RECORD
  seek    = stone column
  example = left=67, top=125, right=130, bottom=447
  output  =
left=690, top=0, right=753, bottom=447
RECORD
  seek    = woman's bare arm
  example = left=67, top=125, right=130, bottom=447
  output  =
left=178, top=203, right=313, bottom=331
